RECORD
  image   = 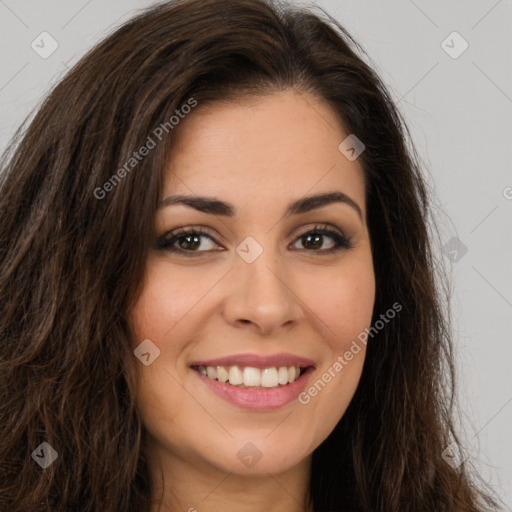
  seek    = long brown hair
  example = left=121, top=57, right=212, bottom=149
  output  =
left=0, top=0, right=503, bottom=510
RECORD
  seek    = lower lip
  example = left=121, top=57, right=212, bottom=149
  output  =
left=193, top=367, right=314, bottom=411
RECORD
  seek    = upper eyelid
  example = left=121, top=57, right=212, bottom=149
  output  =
left=160, top=223, right=346, bottom=247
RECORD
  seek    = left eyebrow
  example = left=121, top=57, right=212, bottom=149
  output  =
left=158, top=191, right=363, bottom=222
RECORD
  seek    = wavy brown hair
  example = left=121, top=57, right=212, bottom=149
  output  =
left=0, top=0, right=503, bottom=510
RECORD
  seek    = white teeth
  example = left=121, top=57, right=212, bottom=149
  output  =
left=277, top=366, right=289, bottom=385
left=228, top=365, right=243, bottom=385
left=196, top=364, right=303, bottom=388
left=216, top=366, right=229, bottom=383
left=243, top=367, right=261, bottom=386
left=261, top=367, right=278, bottom=388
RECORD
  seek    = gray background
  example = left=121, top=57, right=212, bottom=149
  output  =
left=1, top=0, right=511, bottom=507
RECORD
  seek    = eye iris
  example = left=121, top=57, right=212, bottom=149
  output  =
left=303, top=233, right=322, bottom=250
left=180, top=234, right=201, bottom=250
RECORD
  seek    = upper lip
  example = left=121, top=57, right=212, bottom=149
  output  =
left=190, top=353, right=316, bottom=369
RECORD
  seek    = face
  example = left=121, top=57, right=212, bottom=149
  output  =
left=128, top=90, right=375, bottom=479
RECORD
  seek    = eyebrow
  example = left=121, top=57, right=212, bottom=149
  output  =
left=158, top=191, right=363, bottom=221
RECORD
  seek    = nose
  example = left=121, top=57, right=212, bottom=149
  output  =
left=221, top=246, right=304, bottom=336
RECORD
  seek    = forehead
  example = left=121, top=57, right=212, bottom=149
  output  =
left=164, top=91, right=366, bottom=216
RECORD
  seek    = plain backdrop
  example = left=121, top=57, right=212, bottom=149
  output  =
left=0, top=0, right=511, bottom=508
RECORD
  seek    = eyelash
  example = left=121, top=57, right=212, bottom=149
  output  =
left=156, top=223, right=353, bottom=257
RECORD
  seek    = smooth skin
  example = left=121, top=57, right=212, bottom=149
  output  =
left=127, top=90, right=376, bottom=512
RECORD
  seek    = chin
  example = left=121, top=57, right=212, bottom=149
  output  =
left=199, top=432, right=313, bottom=476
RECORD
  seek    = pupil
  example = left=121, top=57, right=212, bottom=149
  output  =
left=304, top=233, right=321, bottom=249
left=181, top=235, right=200, bottom=250
left=178, top=233, right=324, bottom=251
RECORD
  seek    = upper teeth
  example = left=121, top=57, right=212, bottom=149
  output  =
left=197, top=365, right=301, bottom=388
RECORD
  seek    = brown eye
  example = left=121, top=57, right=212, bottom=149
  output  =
left=157, top=228, right=220, bottom=255
left=157, top=224, right=353, bottom=257
left=291, top=225, right=353, bottom=253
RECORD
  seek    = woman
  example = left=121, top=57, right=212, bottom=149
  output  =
left=0, top=0, right=503, bottom=510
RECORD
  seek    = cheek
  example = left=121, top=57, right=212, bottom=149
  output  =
left=304, top=256, right=376, bottom=352
left=127, top=263, right=203, bottom=447
left=295, top=265, right=374, bottom=446
left=128, top=258, right=212, bottom=347
left=127, top=260, right=202, bottom=410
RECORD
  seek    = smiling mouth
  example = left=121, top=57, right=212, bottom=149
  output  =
left=191, top=364, right=309, bottom=389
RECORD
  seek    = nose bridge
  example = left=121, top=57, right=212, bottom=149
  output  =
left=223, top=235, right=301, bottom=334
left=243, top=244, right=286, bottom=299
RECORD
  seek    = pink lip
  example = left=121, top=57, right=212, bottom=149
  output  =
left=189, top=352, right=315, bottom=369
left=193, top=366, right=315, bottom=411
